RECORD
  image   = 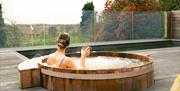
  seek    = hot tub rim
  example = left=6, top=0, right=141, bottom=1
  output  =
left=38, top=51, right=153, bottom=74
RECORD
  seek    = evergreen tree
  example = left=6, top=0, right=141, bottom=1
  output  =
left=0, top=3, right=6, bottom=47
left=159, top=0, right=180, bottom=11
left=80, top=2, right=95, bottom=33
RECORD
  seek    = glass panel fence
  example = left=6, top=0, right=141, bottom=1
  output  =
left=0, top=11, right=164, bottom=48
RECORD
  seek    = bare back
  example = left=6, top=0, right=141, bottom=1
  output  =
left=47, top=53, right=76, bottom=69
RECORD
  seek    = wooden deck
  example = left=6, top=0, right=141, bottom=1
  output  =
left=0, top=47, right=180, bottom=91
left=125, top=47, right=180, bottom=91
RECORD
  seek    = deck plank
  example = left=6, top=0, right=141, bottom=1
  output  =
left=0, top=47, right=180, bottom=91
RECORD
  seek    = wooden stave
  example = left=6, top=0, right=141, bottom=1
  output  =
left=39, top=52, right=154, bottom=91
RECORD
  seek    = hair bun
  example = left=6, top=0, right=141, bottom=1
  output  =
left=57, top=32, right=70, bottom=48
left=57, top=42, right=64, bottom=47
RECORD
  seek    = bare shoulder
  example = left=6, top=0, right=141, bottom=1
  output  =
left=64, top=57, right=73, bottom=62
left=47, top=53, right=53, bottom=57
left=47, top=53, right=52, bottom=61
left=47, top=53, right=55, bottom=65
left=64, top=57, right=76, bottom=69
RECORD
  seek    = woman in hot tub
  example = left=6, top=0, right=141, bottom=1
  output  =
left=47, top=32, right=91, bottom=69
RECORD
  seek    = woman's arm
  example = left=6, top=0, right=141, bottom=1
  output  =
left=80, top=46, right=91, bottom=69
left=62, top=47, right=91, bottom=69
left=80, top=56, right=86, bottom=69
left=63, top=58, right=76, bottom=69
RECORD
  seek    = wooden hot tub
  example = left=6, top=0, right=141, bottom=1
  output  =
left=18, top=51, right=154, bottom=91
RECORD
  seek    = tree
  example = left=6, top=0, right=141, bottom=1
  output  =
left=0, top=3, right=6, bottom=47
left=80, top=2, right=95, bottom=33
left=104, top=0, right=160, bottom=12
left=159, top=0, right=180, bottom=11
left=5, top=21, right=21, bottom=47
left=95, top=0, right=162, bottom=41
left=0, top=4, right=4, bottom=25
left=48, top=26, right=57, bottom=38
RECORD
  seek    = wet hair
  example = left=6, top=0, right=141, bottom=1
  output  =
left=57, top=32, right=70, bottom=48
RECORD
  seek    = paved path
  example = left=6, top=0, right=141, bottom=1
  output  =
left=0, top=47, right=180, bottom=91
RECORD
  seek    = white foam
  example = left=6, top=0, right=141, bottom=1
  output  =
left=43, top=56, right=144, bottom=69
left=71, top=56, right=144, bottom=69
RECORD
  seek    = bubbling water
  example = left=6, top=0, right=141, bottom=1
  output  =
left=72, top=56, right=144, bottom=69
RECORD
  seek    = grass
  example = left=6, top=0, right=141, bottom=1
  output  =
left=17, top=35, right=91, bottom=47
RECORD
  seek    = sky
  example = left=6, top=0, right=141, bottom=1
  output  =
left=1, top=0, right=107, bottom=24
